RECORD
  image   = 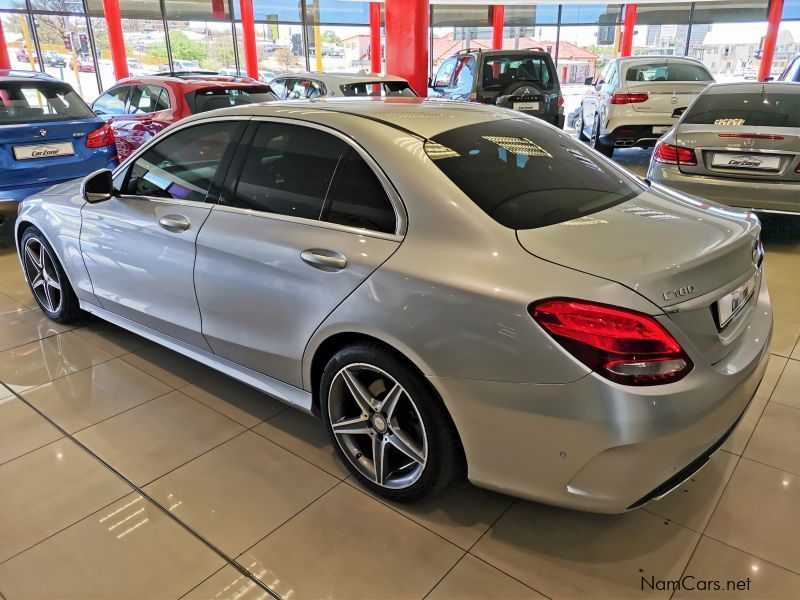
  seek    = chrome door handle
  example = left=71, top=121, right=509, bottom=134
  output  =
left=158, top=215, right=190, bottom=232
left=300, top=249, right=347, bottom=271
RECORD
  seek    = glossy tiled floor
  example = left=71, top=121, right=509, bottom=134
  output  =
left=0, top=216, right=799, bottom=600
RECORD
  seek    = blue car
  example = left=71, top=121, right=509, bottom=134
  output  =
left=0, top=70, right=119, bottom=235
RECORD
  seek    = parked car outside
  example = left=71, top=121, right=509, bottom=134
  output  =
left=576, top=56, right=714, bottom=157
left=16, top=48, right=38, bottom=63
left=90, top=72, right=277, bottom=160
left=0, top=70, right=118, bottom=235
left=429, top=48, right=565, bottom=129
left=218, top=67, right=277, bottom=82
left=269, top=72, right=417, bottom=99
left=648, top=82, right=800, bottom=214
left=42, top=51, right=67, bottom=68
left=776, top=54, right=800, bottom=82
left=77, top=57, right=95, bottom=72
left=15, top=98, right=770, bottom=512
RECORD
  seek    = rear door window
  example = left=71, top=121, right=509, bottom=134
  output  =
left=340, top=81, right=418, bottom=97
left=482, top=55, right=554, bottom=91
left=128, top=85, right=170, bottom=114
left=625, top=62, right=712, bottom=82
left=92, top=86, right=129, bottom=116
left=425, top=119, right=645, bottom=229
left=682, top=91, right=800, bottom=127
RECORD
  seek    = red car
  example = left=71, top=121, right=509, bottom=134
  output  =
left=90, top=72, right=277, bottom=160
left=77, top=57, right=95, bottom=72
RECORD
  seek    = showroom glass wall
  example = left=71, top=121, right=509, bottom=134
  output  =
left=3, top=0, right=800, bottom=102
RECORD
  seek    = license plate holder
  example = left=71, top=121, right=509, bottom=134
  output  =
left=513, top=102, right=539, bottom=111
left=13, top=141, right=75, bottom=160
left=712, top=153, right=781, bottom=171
left=717, top=273, right=758, bottom=328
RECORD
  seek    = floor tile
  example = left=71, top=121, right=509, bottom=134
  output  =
left=21, top=358, right=172, bottom=433
left=645, top=450, right=738, bottom=533
left=121, top=344, right=218, bottom=388
left=179, top=371, right=286, bottom=428
left=770, top=291, right=800, bottom=325
left=0, top=331, right=114, bottom=392
left=183, top=565, right=271, bottom=600
left=0, top=281, right=38, bottom=309
left=705, top=458, right=800, bottom=573
left=240, top=483, right=463, bottom=599
left=769, top=358, right=800, bottom=409
left=0, top=493, right=224, bottom=599
left=428, top=553, right=545, bottom=600
left=75, top=390, right=245, bottom=486
left=471, top=501, right=700, bottom=599
left=0, top=263, right=25, bottom=290
left=346, top=477, right=514, bottom=551
left=0, top=292, right=23, bottom=314
left=0, top=307, right=73, bottom=353
left=769, top=320, right=800, bottom=357
left=253, top=409, right=349, bottom=479
left=0, top=438, right=130, bottom=563
left=722, top=396, right=767, bottom=456
left=0, top=396, right=62, bottom=465
left=743, top=402, right=800, bottom=475
left=145, top=431, right=337, bottom=556
left=71, top=319, right=151, bottom=357
left=754, top=354, right=788, bottom=401
left=674, top=536, right=800, bottom=599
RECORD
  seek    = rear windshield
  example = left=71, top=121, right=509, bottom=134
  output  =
left=425, top=119, right=645, bottom=230
left=0, top=81, right=94, bottom=124
left=340, top=81, right=418, bottom=97
left=625, top=62, right=712, bottom=82
left=682, top=91, right=800, bottom=127
left=187, top=86, right=277, bottom=113
left=482, top=55, right=555, bottom=91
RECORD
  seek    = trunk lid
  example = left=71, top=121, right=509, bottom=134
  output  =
left=624, top=81, right=708, bottom=116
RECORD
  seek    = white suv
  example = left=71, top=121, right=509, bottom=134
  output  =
left=576, top=56, right=714, bottom=157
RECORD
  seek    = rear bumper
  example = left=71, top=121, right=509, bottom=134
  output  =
left=600, top=124, right=669, bottom=148
left=649, top=163, right=800, bottom=213
left=432, top=277, right=772, bottom=513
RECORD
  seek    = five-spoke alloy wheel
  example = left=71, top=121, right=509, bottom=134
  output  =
left=20, top=227, right=81, bottom=323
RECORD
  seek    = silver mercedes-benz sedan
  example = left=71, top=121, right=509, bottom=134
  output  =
left=648, top=82, right=800, bottom=214
left=14, top=98, right=771, bottom=513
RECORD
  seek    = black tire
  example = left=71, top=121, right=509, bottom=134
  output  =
left=321, top=342, right=463, bottom=502
left=576, top=111, right=589, bottom=142
left=590, top=115, right=614, bottom=157
left=20, top=226, right=82, bottom=323
left=494, top=80, right=543, bottom=109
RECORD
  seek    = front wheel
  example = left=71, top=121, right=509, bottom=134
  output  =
left=590, top=115, right=614, bottom=157
left=576, top=111, right=589, bottom=142
left=321, top=343, right=463, bottom=502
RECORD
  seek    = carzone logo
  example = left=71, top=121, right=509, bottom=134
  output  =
left=29, top=146, right=62, bottom=158
left=725, top=155, right=763, bottom=168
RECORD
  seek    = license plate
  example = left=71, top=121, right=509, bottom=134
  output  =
left=717, top=273, right=758, bottom=328
left=513, top=102, right=539, bottom=111
left=653, top=126, right=671, bottom=134
left=13, top=141, right=75, bottom=160
left=712, top=153, right=781, bottom=171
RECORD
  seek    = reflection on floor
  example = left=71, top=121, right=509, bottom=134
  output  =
left=0, top=181, right=799, bottom=599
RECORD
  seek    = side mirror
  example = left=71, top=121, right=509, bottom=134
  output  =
left=81, top=169, right=115, bottom=203
left=584, top=76, right=594, bottom=86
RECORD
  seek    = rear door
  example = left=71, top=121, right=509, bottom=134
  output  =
left=92, top=85, right=133, bottom=157
left=109, top=84, right=171, bottom=156
left=194, top=119, right=402, bottom=387
left=623, top=60, right=712, bottom=119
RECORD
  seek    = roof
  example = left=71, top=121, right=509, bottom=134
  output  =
left=271, top=71, right=409, bottom=86
left=115, top=73, right=269, bottom=90
left=0, top=70, right=59, bottom=82
left=431, top=33, right=599, bottom=64
left=702, top=81, right=800, bottom=94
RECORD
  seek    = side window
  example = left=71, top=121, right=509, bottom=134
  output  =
left=128, top=85, right=167, bottom=114
left=323, top=150, right=396, bottom=234
left=93, top=86, right=128, bottom=116
left=452, top=57, right=475, bottom=93
left=606, top=65, right=618, bottom=87
left=307, top=80, right=324, bottom=98
left=790, top=58, right=800, bottom=82
left=597, top=63, right=612, bottom=85
left=271, top=78, right=288, bottom=99
left=229, top=122, right=345, bottom=219
left=434, top=58, right=457, bottom=88
left=125, top=121, right=234, bottom=202
left=149, top=86, right=170, bottom=111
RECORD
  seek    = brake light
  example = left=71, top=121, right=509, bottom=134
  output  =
left=529, top=299, right=693, bottom=386
left=718, top=133, right=784, bottom=141
left=653, top=142, right=697, bottom=166
left=609, top=93, right=648, bottom=104
left=86, top=123, right=115, bottom=148
left=557, top=95, right=564, bottom=107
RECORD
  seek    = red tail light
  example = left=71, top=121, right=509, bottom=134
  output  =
left=529, top=299, right=693, bottom=386
left=609, top=93, right=648, bottom=104
left=86, top=123, right=115, bottom=148
left=653, top=142, right=697, bottom=166
left=557, top=95, right=564, bottom=107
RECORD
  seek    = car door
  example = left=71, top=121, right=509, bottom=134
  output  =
left=110, top=84, right=172, bottom=156
left=81, top=118, right=247, bottom=350
left=432, top=57, right=457, bottom=97
left=582, top=62, right=613, bottom=129
left=194, top=119, right=403, bottom=387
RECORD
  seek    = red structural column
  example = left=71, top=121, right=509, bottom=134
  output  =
left=102, top=0, right=128, bottom=80
left=758, top=0, right=785, bottom=81
left=492, top=5, right=504, bottom=50
left=620, top=4, right=637, bottom=57
left=385, top=0, right=429, bottom=97
left=0, top=18, right=11, bottom=70
left=240, top=0, right=259, bottom=79
left=369, top=2, right=382, bottom=74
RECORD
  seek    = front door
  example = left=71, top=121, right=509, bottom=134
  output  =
left=81, top=119, right=246, bottom=350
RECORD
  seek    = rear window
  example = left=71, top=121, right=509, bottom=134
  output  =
left=625, top=62, right=712, bottom=82
left=340, top=81, right=418, bottom=97
left=187, top=86, right=278, bottom=113
left=425, top=119, right=645, bottom=230
left=0, top=81, right=94, bottom=124
left=482, top=55, right=555, bottom=91
left=682, top=91, right=800, bottom=127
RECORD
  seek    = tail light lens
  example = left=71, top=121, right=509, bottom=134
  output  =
left=557, top=95, right=564, bottom=107
left=609, top=93, right=648, bottom=104
left=529, top=298, right=693, bottom=386
left=86, top=123, right=115, bottom=148
left=653, top=142, right=697, bottom=166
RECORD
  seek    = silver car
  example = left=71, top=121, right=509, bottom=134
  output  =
left=649, top=82, right=800, bottom=214
left=269, top=72, right=417, bottom=99
left=15, top=99, right=771, bottom=513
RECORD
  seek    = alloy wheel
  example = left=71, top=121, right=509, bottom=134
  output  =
left=327, top=363, right=428, bottom=489
left=22, top=237, right=62, bottom=314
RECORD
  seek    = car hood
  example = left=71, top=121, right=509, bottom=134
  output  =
left=516, top=185, right=760, bottom=309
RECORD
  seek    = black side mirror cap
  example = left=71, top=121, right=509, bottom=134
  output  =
left=584, top=76, right=594, bottom=86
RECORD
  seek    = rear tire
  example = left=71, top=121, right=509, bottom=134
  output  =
left=590, top=115, right=614, bottom=157
left=576, top=111, right=589, bottom=142
left=321, top=342, right=463, bottom=502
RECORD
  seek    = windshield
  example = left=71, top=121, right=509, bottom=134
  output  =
left=682, top=91, right=800, bottom=127
left=0, top=81, right=95, bottom=124
left=625, top=62, right=712, bottom=82
left=187, top=86, right=278, bottom=113
left=425, top=119, right=645, bottom=230
left=482, top=55, right=554, bottom=91
left=340, top=81, right=418, bottom=97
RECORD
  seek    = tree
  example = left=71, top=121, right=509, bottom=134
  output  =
left=148, top=31, right=207, bottom=63
left=322, top=30, right=341, bottom=45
